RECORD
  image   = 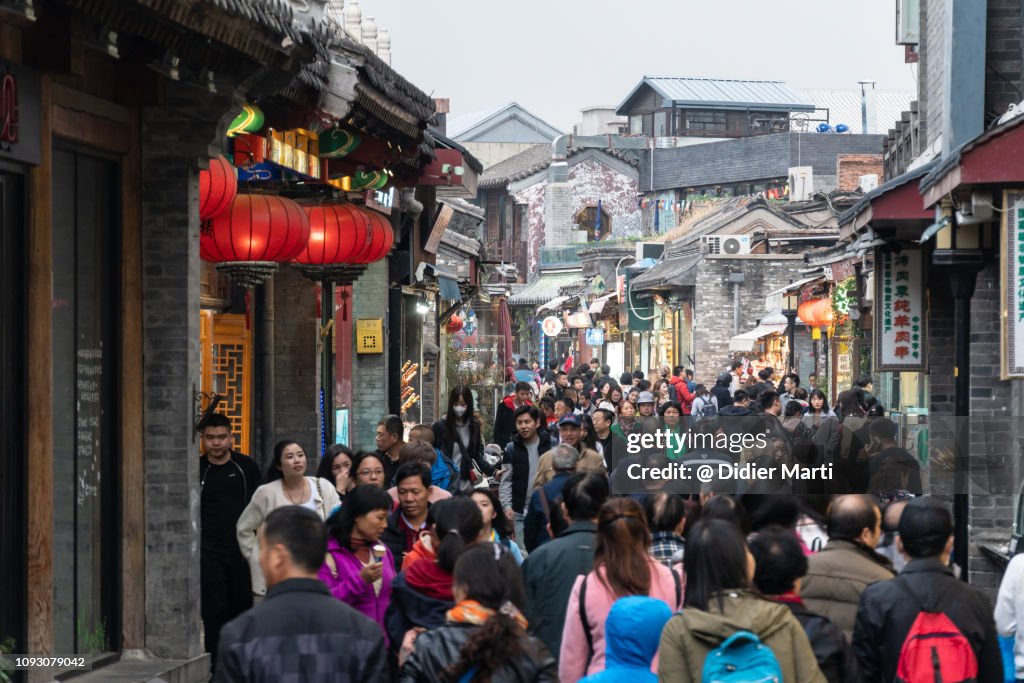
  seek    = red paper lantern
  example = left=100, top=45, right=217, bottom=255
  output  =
left=199, top=155, right=238, bottom=220
left=797, top=300, right=817, bottom=326
left=446, top=315, right=463, bottom=334
left=201, top=194, right=311, bottom=263
left=294, top=204, right=372, bottom=265
left=350, top=208, right=394, bottom=265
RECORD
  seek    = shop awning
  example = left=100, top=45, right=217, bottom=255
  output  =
left=507, top=271, right=584, bottom=306
left=729, top=311, right=797, bottom=352
left=630, top=252, right=702, bottom=292
left=537, top=295, right=571, bottom=313
left=589, top=292, right=618, bottom=314
left=438, top=274, right=462, bottom=302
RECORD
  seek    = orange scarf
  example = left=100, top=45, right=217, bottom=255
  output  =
left=446, top=599, right=528, bottom=630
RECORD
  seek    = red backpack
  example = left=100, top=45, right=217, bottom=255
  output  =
left=894, top=582, right=978, bottom=683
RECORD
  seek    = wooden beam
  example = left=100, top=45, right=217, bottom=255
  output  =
left=120, top=106, right=145, bottom=650
left=26, top=74, right=53, bottom=672
left=0, top=23, right=20, bottom=62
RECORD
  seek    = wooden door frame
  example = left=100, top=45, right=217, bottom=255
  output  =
left=27, top=80, right=144, bottom=659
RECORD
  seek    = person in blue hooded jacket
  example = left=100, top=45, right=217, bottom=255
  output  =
left=579, top=596, right=673, bottom=683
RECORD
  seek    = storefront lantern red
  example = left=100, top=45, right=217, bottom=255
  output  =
left=199, top=155, right=238, bottom=220
left=351, top=208, right=394, bottom=265
left=295, top=204, right=372, bottom=266
left=446, top=315, right=464, bottom=334
left=201, top=193, right=310, bottom=287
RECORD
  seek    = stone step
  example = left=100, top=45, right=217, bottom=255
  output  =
left=52, top=653, right=210, bottom=683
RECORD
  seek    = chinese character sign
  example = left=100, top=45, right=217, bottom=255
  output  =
left=874, top=248, right=926, bottom=371
left=1002, top=191, right=1024, bottom=378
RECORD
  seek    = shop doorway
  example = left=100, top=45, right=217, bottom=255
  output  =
left=0, top=169, right=26, bottom=655
left=51, top=146, right=121, bottom=654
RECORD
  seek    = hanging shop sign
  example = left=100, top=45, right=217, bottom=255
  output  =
left=541, top=316, right=563, bottom=337
left=365, top=187, right=395, bottom=216
left=356, top=319, right=384, bottom=354
left=564, top=311, right=594, bottom=329
left=586, top=328, right=605, bottom=347
left=0, top=61, right=40, bottom=165
left=874, top=248, right=926, bottom=371
left=235, top=128, right=321, bottom=180
left=1002, top=191, right=1024, bottom=377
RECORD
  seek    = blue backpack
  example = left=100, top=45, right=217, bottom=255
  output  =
left=702, top=631, right=782, bottom=683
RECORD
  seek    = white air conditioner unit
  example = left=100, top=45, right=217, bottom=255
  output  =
left=571, top=230, right=590, bottom=243
left=635, top=241, right=665, bottom=261
left=859, top=174, right=880, bottom=193
left=703, top=235, right=751, bottom=256
left=955, top=189, right=994, bottom=226
left=788, top=166, right=814, bottom=201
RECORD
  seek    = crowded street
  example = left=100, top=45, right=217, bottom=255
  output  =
left=4, top=0, right=1024, bottom=681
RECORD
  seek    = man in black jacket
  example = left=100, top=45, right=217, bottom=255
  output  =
left=215, top=506, right=389, bottom=682
left=492, top=381, right=534, bottom=451
left=853, top=497, right=1002, bottom=682
left=199, top=414, right=263, bottom=670
left=522, top=473, right=609, bottom=659
left=751, top=526, right=858, bottom=683
left=710, top=372, right=734, bottom=410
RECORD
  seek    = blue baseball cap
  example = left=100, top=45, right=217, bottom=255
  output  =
left=558, top=414, right=582, bottom=428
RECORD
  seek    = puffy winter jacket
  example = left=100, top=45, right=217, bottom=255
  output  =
left=657, top=589, right=826, bottom=683
left=800, top=539, right=894, bottom=639
left=384, top=571, right=453, bottom=652
left=669, top=376, right=694, bottom=415
left=580, top=596, right=672, bottom=683
left=399, top=622, right=557, bottom=683
left=852, top=557, right=1003, bottom=683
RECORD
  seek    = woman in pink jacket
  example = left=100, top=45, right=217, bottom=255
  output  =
left=319, top=485, right=397, bottom=642
left=559, top=498, right=683, bottom=682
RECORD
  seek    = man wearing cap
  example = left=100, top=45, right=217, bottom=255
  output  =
left=636, top=391, right=658, bottom=433
left=532, top=414, right=606, bottom=488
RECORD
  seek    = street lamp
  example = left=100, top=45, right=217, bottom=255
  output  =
left=783, top=289, right=799, bottom=374
left=929, top=201, right=994, bottom=579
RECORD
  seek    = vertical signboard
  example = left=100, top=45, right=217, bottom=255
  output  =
left=1002, top=191, right=1024, bottom=378
left=874, top=247, right=926, bottom=371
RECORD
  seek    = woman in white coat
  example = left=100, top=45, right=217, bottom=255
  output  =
left=236, top=439, right=340, bottom=598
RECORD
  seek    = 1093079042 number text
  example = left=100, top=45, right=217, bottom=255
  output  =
left=3, top=656, right=91, bottom=671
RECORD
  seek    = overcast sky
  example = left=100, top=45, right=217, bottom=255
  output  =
left=360, top=0, right=917, bottom=132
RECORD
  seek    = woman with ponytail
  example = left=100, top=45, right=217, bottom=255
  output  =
left=399, top=542, right=556, bottom=682
left=559, top=498, right=683, bottom=682
left=386, top=496, right=484, bottom=658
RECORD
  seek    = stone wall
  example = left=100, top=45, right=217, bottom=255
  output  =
left=692, top=256, right=807, bottom=381
left=272, top=267, right=319, bottom=463
left=349, top=259, right=389, bottom=450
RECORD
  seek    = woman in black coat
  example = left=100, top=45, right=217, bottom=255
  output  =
left=431, top=385, right=490, bottom=492
left=399, top=543, right=556, bottom=683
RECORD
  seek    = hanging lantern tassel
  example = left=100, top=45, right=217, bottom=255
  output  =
left=245, top=289, right=252, bottom=330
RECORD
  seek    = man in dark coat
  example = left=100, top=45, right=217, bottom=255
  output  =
left=710, top=372, right=734, bottom=409
left=215, top=506, right=389, bottom=682
left=492, top=382, right=534, bottom=450
left=523, top=444, right=579, bottom=552
left=522, top=473, right=609, bottom=659
left=751, top=526, right=858, bottom=683
left=853, top=497, right=1002, bottom=683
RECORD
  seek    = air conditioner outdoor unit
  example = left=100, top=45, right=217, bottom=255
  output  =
left=703, top=235, right=751, bottom=256
left=955, top=189, right=994, bottom=226
left=859, top=174, right=880, bottom=193
left=571, top=230, right=590, bottom=243
left=788, top=166, right=814, bottom=201
left=635, top=241, right=665, bottom=261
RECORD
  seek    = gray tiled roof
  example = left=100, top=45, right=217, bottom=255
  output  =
left=619, top=77, right=814, bottom=114
left=479, top=145, right=554, bottom=188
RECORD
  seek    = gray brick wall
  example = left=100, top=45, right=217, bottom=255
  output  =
left=693, top=256, right=807, bottom=381
left=924, top=0, right=946, bottom=148
left=140, top=80, right=241, bottom=659
left=544, top=182, right=572, bottom=246
left=985, top=0, right=1023, bottom=124
left=272, top=266, right=319, bottom=463
left=350, top=259, right=389, bottom=450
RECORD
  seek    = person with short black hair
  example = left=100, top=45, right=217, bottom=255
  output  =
left=866, top=417, right=922, bottom=496
left=591, top=407, right=626, bottom=471
left=801, top=495, right=893, bottom=639
left=215, top=506, right=389, bottom=681
left=380, top=462, right=434, bottom=570
left=780, top=373, right=800, bottom=409
left=375, top=414, right=406, bottom=486
left=644, top=493, right=688, bottom=568
left=751, top=527, right=858, bottom=683
left=658, top=519, right=824, bottom=682
left=199, top=414, right=263, bottom=669
left=760, top=390, right=783, bottom=418
left=499, top=404, right=552, bottom=552
left=493, top=381, right=535, bottom=452
left=384, top=440, right=453, bottom=506
left=527, top=470, right=607, bottom=655
left=854, top=498, right=1002, bottom=683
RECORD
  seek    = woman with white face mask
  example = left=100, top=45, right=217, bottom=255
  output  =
left=431, top=385, right=490, bottom=493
